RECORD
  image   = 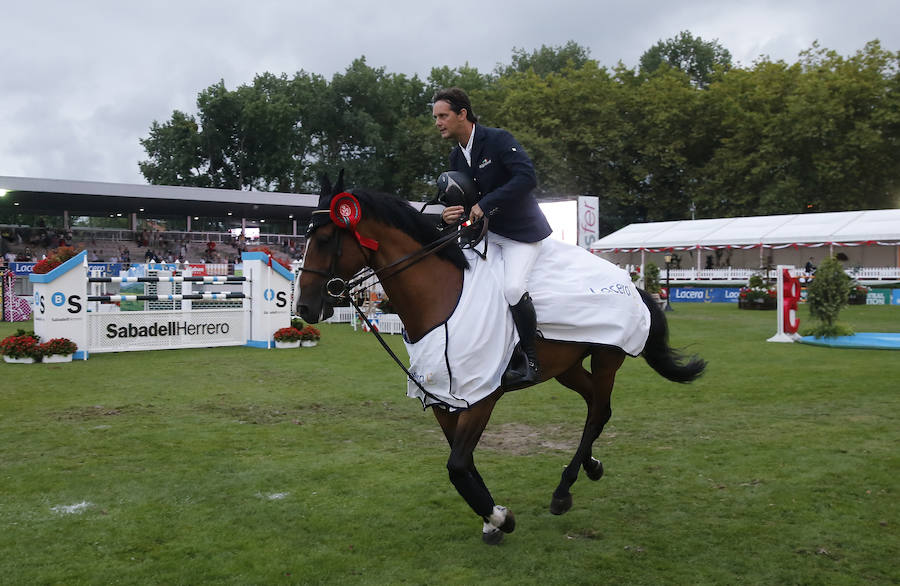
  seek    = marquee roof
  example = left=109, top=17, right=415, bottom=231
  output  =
left=590, top=209, right=900, bottom=252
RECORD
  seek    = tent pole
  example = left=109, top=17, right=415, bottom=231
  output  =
left=640, top=249, right=646, bottom=289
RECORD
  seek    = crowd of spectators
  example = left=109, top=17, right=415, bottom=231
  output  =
left=2, top=234, right=297, bottom=271
left=1, top=222, right=301, bottom=272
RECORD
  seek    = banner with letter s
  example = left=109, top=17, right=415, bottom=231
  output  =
left=577, top=196, right=599, bottom=250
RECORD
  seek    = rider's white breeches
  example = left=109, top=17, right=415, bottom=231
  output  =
left=490, top=232, right=543, bottom=305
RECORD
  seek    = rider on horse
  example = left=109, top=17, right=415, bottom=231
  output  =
left=432, top=87, right=552, bottom=389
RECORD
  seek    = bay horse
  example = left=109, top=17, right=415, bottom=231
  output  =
left=298, top=174, right=706, bottom=544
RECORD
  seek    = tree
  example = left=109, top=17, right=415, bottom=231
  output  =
left=139, top=111, right=207, bottom=187
left=497, top=41, right=592, bottom=77
left=138, top=40, right=900, bottom=218
left=618, top=67, right=708, bottom=220
left=427, top=64, right=495, bottom=95
left=693, top=41, right=900, bottom=216
left=805, top=255, right=852, bottom=338
left=785, top=41, right=900, bottom=212
left=692, top=59, right=806, bottom=216
left=640, top=31, right=732, bottom=88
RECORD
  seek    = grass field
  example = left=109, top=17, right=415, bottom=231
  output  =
left=1, top=304, right=898, bottom=585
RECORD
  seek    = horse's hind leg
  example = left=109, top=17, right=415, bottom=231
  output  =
left=550, top=348, right=624, bottom=515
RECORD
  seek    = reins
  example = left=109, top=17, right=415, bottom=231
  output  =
left=298, top=216, right=488, bottom=400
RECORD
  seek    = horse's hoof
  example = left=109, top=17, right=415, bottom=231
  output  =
left=498, top=509, right=516, bottom=534
left=482, top=527, right=504, bottom=545
left=585, top=458, right=604, bottom=481
left=550, top=493, right=573, bottom=515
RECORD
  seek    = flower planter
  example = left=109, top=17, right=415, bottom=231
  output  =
left=738, top=297, right=776, bottom=310
left=3, top=356, right=35, bottom=364
left=275, top=340, right=300, bottom=349
left=301, top=340, right=318, bottom=347
left=42, top=354, right=73, bottom=363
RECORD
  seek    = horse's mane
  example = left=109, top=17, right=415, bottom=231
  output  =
left=351, top=188, right=469, bottom=270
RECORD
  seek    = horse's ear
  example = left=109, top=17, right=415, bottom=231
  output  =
left=334, top=169, right=345, bottom=194
left=320, top=174, right=332, bottom=196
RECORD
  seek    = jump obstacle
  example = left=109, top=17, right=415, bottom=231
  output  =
left=767, top=264, right=900, bottom=349
left=767, top=265, right=802, bottom=343
left=29, top=251, right=293, bottom=359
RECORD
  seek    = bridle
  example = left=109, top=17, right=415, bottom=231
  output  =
left=300, top=212, right=487, bottom=303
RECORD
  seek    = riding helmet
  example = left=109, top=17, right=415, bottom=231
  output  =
left=436, top=171, right=479, bottom=209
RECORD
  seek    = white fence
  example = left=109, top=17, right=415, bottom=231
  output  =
left=324, top=305, right=405, bottom=335
left=644, top=266, right=900, bottom=285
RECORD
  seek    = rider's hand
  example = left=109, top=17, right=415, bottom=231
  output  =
left=442, top=205, right=465, bottom=224
left=468, top=204, right=484, bottom=224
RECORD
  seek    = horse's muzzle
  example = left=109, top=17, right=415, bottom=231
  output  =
left=298, top=299, right=333, bottom=324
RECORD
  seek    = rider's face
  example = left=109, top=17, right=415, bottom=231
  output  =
left=433, top=100, right=469, bottom=143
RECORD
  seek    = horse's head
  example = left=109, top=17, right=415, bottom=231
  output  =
left=297, top=171, right=372, bottom=323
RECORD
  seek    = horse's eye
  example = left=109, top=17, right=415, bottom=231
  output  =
left=314, top=232, right=331, bottom=246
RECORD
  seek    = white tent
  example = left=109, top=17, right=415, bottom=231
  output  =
left=590, top=209, right=900, bottom=277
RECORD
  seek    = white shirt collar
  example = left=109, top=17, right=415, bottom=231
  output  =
left=460, top=124, right=475, bottom=167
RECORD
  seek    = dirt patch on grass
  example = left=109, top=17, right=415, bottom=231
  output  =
left=194, top=403, right=301, bottom=424
left=52, top=404, right=155, bottom=421
left=478, top=423, right=577, bottom=455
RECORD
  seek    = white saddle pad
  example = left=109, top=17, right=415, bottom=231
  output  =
left=404, top=238, right=650, bottom=411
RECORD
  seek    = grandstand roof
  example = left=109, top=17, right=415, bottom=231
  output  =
left=590, top=208, right=900, bottom=252
left=0, top=175, right=319, bottom=220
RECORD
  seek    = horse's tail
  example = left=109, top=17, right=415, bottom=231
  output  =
left=638, top=289, right=707, bottom=383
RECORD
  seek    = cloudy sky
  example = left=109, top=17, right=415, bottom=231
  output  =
left=2, top=0, right=896, bottom=186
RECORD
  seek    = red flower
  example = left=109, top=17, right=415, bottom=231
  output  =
left=273, top=327, right=303, bottom=342
left=300, top=325, right=320, bottom=341
left=37, top=338, right=78, bottom=357
left=249, top=246, right=292, bottom=270
left=32, top=246, right=80, bottom=274
left=1, top=332, right=40, bottom=359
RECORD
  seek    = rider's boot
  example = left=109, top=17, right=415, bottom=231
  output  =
left=502, top=292, right=540, bottom=390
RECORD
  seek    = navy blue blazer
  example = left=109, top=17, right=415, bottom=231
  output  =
left=449, top=125, right=552, bottom=243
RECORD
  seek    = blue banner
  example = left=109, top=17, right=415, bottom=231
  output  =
left=669, top=287, right=741, bottom=303
left=87, top=263, right=123, bottom=276
left=893, top=290, right=900, bottom=305
left=10, top=262, right=36, bottom=275
left=147, top=262, right=177, bottom=272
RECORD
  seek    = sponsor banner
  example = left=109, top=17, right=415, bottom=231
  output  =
left=10, top=262, right=36, bottom=275
left=893, top=289, right=900, bottom=305
left=669, top=287, right=741, bottom=303
left=867, top=289, right=891, bottom=305
left=577, top=196, right=600, bottom=250
left=87, top=309, right=246, bottom=352
left=87, top=263, right=122, bottom=277
left=188, top=263, right=208, bottom=276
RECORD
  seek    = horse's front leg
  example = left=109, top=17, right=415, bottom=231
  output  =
left=432, top=395, right=516, bottom=544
